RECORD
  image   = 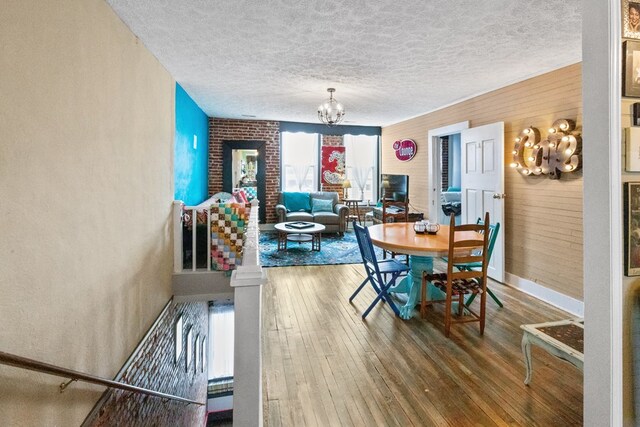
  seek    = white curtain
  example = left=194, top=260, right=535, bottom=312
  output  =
left=344, top=135, right=376, bottom=199
left=288, top=164, right=311, bottom=191
left=208, top=300, right=234, bottom=380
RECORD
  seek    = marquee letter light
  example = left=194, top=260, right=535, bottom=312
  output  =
left=510, top=119, right=581, bottom=180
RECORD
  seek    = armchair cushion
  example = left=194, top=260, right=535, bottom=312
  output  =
left=311, top=198, right=334, bottom=213
left=283, top=191, right=310, bottom=212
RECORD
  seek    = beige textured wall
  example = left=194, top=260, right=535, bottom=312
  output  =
left=382, top=64, right=583, bottom=299
left=0, top=0, right=174, bottom=425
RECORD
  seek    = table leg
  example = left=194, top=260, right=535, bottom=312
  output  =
left=521, top=333, right=533, bottom=385
left=277, top=231, right=287, bottom=251
left=389, top=255, right=434, bottom=319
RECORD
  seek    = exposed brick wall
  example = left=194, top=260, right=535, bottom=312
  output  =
left=209, top=119, right=280, bottom=223
left=321, top=135, right=344, bottom=196
left=84, top=301, right=208, bottom=427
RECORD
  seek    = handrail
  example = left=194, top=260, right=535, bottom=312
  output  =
left=0, top=351, right=204, bottom=406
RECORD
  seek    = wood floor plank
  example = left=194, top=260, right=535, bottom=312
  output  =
left=262, top=264, right=583, bottom=426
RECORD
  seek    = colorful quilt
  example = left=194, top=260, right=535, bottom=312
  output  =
left=182, top=202, right=251, bottom=271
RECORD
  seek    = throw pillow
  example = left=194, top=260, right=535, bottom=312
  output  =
left=283, top=192, right=311, bottom=212
left=311, top=198, right=334, bottom=213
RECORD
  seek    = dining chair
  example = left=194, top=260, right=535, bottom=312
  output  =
left=455, top=219, right=501, bottom=308
left=350, top=221, right=410, bottom=319
left=421, top=212, right=490, bottom=337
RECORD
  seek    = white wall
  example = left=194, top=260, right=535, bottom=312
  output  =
left=582, top=0, right=624, bottom=425
left=0, top=0, right=175, bottom=424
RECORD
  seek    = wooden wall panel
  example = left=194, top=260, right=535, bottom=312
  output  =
left=382, top=63, right=583, bottom=299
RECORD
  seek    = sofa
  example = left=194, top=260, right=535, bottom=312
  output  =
left=275, top=191, right=349, bottom=234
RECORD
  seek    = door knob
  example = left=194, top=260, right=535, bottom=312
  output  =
left=492, top=193, right=506, bottom=199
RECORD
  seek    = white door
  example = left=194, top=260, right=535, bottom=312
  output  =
left=461, top=122, right=505, bottom=283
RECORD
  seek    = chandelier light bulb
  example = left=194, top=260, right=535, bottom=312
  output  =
left=549, top=142, right=556, bottom=148
left=524, top=128, right=530, bottom=134
left=565, top=149, right=572, bottom=155
left=565, top=164, right=573, bottom=171
left=317, top=88, right=345, bottom=126
left=515, top=137, right=521, bottom=142
left=528, top=156, right=535, bottom=161
left=510, top=162, right=518, bottom=168
left=548, top=128, right=556, bottom=133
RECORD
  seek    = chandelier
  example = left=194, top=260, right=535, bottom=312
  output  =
left=317, top=88, right=345, bottom=126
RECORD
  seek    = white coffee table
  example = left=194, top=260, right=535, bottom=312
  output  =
left=274, top=221, right=326, bottom=251
left=520, top=318, right=584, bottom=385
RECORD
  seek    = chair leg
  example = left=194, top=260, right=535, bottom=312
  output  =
left=420, top=275, right=427, bottom=318
left=487, top=288, right=504, bottom=308
left=465, top=288, right=503, bottom=308
left=444, top=289, right=452, bottom=337
left=479, top=290, right=487, bottom=335
left=465, top=293, right=476, bottom=308
left=457, top=293, right=464, bottom=317
left=349, top=276, right=370, bottom=302
left=362, top=281, right=399, bottom=318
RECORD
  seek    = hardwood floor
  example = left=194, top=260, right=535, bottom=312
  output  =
left=262, top=264, right=583, bottom=427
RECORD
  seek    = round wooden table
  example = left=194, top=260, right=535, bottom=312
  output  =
left=368, top=222, right=480, bottom=319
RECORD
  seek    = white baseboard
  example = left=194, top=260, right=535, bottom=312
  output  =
left=504, top=272, right=584, bottom=317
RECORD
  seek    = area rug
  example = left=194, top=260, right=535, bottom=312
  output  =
left=259, top=230, right=383, bottom=267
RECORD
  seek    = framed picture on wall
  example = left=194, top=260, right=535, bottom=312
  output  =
left=625, top=182, right=640, bottom=276
left=624, top=0, right=640, bottom=39
left=624, top=41, right=640, bottom=97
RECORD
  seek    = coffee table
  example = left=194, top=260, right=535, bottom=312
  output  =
left=274, top=222, right=326, bottom=251
left=520, top=318, right=584, bottom=385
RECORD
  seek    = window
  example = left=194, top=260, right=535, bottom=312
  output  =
left=344, top=134, right=379, bottom=202
left=208, top=300, right=234, bottom=382
left=281, top=132, right=319, bottom=192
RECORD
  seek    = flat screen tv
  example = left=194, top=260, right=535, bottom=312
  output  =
left=380, top=174, right=409, bottom=202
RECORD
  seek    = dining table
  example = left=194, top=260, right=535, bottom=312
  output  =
left=367, top=221, right=482, bottom=319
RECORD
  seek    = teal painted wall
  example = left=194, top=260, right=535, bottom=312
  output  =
left=175, top=84, right=209, bottom=205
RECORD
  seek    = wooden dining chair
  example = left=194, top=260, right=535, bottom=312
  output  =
left=456, top=219, right=501, bottom=308
left=351, top=221, right=410, bottom=319
left=421, top=212, right=490, bottom=337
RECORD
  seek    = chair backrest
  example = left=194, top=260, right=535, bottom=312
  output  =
left=353, top=222, right=383, bottom=278
left=447, top=213, right=490, bottom=284
left=476, top=217, right=500, bottom=263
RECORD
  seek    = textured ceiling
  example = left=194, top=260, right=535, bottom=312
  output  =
left=106, top=0, right=581, bottom=127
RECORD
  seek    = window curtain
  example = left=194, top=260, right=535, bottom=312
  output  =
left=344, top=135, right=374, bottom=198
left=287, top=164, right=312, bottom=191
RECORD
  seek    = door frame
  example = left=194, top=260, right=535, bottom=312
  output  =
left=427, top=121, right=469, bottom=222
left=222, top=140, right=266, bottom=223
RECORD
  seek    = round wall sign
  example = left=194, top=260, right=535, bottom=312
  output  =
left=393, top=139, right=417, bottom=161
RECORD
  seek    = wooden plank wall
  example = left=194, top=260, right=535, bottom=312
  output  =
left=381, top=63, right=583, bottom=299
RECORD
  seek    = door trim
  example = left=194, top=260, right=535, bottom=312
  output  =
left=427, top=121, right=469, bottom=222
left=222, top=140, right=266, bottom=223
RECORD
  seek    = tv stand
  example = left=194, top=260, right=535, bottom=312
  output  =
left=371, top=198, right=414, bottom=224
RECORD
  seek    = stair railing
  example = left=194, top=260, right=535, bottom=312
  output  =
left=0, top=351, right=204, bottom=406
